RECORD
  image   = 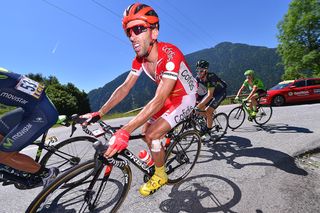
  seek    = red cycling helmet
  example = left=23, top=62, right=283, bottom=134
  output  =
left=122, top=3, right=159, bottom=30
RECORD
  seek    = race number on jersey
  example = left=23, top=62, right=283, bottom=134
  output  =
left=15, top=76, right=45, bottom=99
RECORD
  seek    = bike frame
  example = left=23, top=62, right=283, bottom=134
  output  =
left=82, top=120, right=186, bottom=196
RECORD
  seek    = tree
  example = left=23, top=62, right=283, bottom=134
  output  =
left=277, top=0, right=320, bottom=79
left=26, top=73, right=91, bottom=116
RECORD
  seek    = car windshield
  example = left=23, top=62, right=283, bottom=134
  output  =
left=270, top=82, right=292, bottom=90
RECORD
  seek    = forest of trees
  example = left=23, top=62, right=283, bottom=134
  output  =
left=27, top=74, right=91, bottom=116
left=277, top=0, right=320, bottom=79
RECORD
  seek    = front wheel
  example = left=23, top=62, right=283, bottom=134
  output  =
left=166, top=130, right=201, bottom=184
left=228, top=106, right=245, bottom=130
left=27, top=160, right=132, bottom=213
left=209, top=112, right=228, bottom=143
left=40, top=136, right=98, bottom=173
left=254, top=105, right=273, bottom=126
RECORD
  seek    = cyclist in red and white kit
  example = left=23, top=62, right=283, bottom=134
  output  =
left=80, top=3, right=197, bottom=196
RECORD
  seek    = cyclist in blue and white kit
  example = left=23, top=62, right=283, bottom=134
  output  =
left=0, top=67, right=59, bottom=186
left=195, top=60, right=227, bottom=138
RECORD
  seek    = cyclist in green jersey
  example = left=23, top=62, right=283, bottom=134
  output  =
left=235, top=69, right=266, bottom=118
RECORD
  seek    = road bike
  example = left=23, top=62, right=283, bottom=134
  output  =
left=227, top=99, right=273, bottom=130
left=0, top=115, right=98, bottom=189
left=174, top=108, right=228, bottom=143
left=26, top=116, right=202, bottom=212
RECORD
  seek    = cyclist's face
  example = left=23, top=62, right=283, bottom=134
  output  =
left=197, top=68, right=207, bottom=79
left=126, top=20, right=154, bottom=57
left=246, top=74, right=253, bottom=81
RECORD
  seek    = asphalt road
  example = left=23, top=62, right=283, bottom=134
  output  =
left=1, top=103, right=319, bottom=213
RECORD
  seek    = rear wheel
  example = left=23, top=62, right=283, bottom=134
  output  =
left=27, top=160, right=132, bottom=213
left=166, top=130, right=201, bottom=184
left=254, top=105, right=273, bottom=126
left=272, top=95, right=285, bottom=106
left=228, top=106, right=245, bottom=130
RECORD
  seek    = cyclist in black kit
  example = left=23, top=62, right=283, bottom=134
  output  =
left=0, top=67, right=59, bottom=187
left=195, top=60, right=227, bottom=139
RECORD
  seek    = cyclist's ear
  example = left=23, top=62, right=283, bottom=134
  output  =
left=151, top=28, right=159, bottom=40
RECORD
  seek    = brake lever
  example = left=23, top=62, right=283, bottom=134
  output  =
left=70, top=121, right=77, bottom=137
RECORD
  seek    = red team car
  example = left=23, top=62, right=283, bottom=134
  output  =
left=260, top=78, right=320, bottom=106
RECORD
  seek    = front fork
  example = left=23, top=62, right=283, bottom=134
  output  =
left=85, top=161, right=112, bottom=210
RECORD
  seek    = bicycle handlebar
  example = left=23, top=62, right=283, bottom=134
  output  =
left=70, top=114, right=114, bottom=138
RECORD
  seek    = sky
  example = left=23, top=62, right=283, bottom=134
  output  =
left=1, top=0, right=292, bottom=92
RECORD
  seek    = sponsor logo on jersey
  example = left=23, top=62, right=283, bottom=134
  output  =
left=0, top=92, right=28, bottom=104
left=162, top=46, right=175, bottom=61
left=0, top=75, right=8, bottom=79
left=181, top=69, right=195, bottom=91
left=3, top=138, right=13, bottom=149
left=174, top=105, right=193, bottom=123
left=165, top=61, right=175, bottom=71
left=12, top=123, right=32, bottom=140
left=32, top=83, right=45, bottom=99
left=33, top=117, right=44, bottom=123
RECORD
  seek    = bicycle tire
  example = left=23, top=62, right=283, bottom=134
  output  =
left=165, top=130, right=201, bottom=184
left=27, top=160, right=132, bottom=213
left=40, top=136, right=98, bottom=173
left=210, top=112, right=228, bottom=143
left=254, top=105, right=273, bottom=126
left=227, top=106, right=245, bottom=130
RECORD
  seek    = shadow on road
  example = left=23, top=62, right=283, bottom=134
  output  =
left=159, top=174, right=241, bottom=213
left=230, top=123, right=313, bottom=134
left=255, top=123, right=313, bottom=134
left=198, top=135, right=308, bottom=176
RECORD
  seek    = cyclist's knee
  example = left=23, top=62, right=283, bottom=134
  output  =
left=144, top=131, right=159, bottom=144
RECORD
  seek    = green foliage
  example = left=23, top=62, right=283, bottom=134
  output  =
left=277, top=0, right=320, bottom=79
left=26, top=73, right=91, bottom=116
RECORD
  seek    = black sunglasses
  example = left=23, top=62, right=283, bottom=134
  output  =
left=196, top=68, right=207, bottom=72
left=126, top=25, right=149, bottom=37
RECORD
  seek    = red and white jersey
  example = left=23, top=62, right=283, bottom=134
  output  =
left=130, top=42, right=197, bottom=98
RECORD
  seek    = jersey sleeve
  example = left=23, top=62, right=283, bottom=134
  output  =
left=253, top=78, right=265, bottom=90
left=207, top=74, right=218, bottom=88
left=130, top=57, right=143, bottom=77
left=161, top=46, right=184, bottom=81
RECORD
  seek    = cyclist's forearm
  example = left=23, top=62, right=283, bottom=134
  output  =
left=99, top=87, right=129, bottom=116
left=236, top=89, right=242, bottom=97
left=197, top=96, right=211, bottom=108
left=236, top=85, right=244, bottom=97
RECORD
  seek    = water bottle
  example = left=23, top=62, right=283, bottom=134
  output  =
left=162, top=137, right=171, bottom=147
left=138, top=150, right=154, bottom=167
